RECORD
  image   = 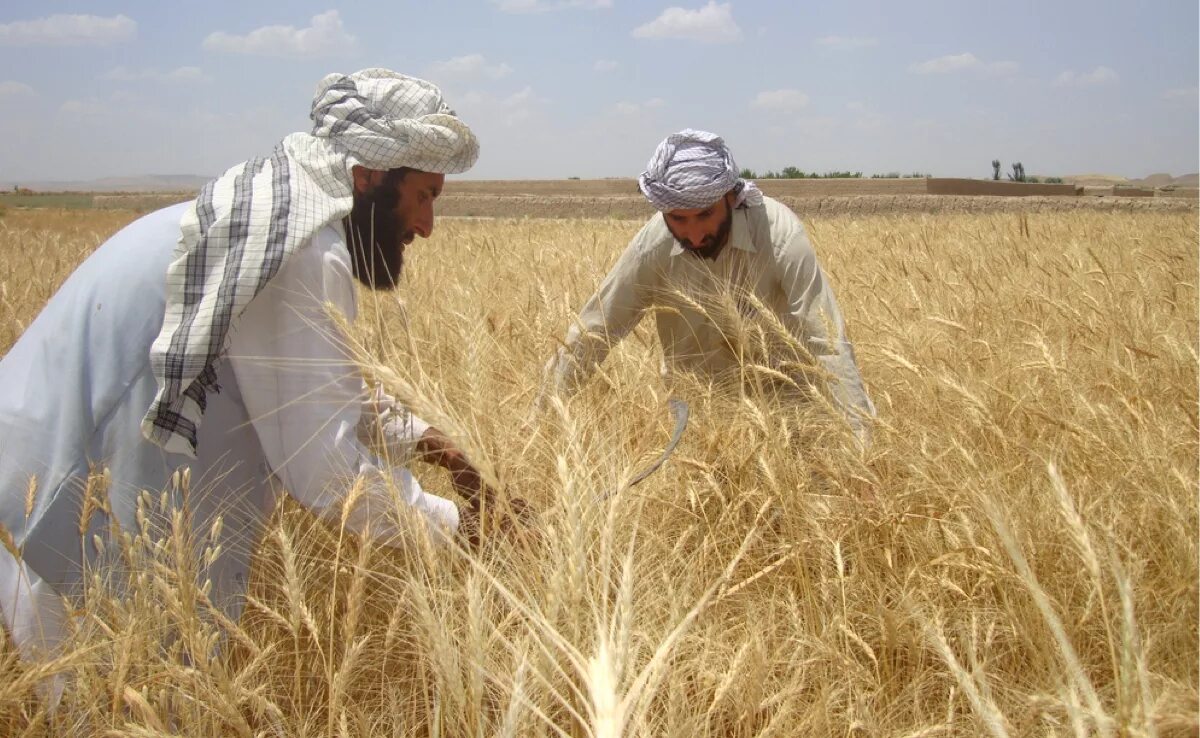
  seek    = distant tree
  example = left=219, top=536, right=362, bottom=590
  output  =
left=992, top=159, right=1001, bottom=180
left=781, top=166, right=804, bottom=179
left=739, top=167, right=757, bottom=179
left=1007, top=162, right=1026, bottom=182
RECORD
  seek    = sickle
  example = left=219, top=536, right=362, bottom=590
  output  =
left=596, top=398, right=690, bottom=503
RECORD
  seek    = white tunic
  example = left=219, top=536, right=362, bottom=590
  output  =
left=0, top=203, right=457, bottom=654
left=546, top=196, right=875, bottom=439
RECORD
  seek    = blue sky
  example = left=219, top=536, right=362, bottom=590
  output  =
left=0, top=1, right=1196, bottom=181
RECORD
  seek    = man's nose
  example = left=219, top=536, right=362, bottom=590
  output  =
left=413, top=202, right=434, bottom=238
left=682, top=223, right=706, bottom=246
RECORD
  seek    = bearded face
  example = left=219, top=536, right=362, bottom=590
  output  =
left=344, top=169, right=414, bottom=290
left=663, top=194, right=735, bottom=261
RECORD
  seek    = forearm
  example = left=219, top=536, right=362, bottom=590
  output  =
left=413, top=428, right=482, bottom=498
left=816, top=347, right=875, bottom=443
left=546, top=329, right=607, bottom=399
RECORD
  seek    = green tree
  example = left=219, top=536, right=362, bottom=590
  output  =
left=992, top=159, right=1001, bottom=180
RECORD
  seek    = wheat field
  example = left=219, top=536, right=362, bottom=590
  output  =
left=0, top=205, right=1196, bottom=736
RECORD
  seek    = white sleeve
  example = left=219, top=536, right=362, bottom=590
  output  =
left=776, top=226, right=876, bottom=445
left=358, top=384, right=431, bottom=462
left=225, top=228, right=458, bottom=543
left=544, top=232, right=657, bottom=401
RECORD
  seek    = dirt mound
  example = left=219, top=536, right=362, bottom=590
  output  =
left=1063, top=173, right=1131, bottom=186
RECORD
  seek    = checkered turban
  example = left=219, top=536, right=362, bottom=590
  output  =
left=638, top=129, right=762, bottom=212
left=311, top=68, right=479, bottom=173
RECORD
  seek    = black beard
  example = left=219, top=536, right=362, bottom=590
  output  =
left=668, top=204, right=734, bottom=261
left=344, top=184, right=411, bottom=290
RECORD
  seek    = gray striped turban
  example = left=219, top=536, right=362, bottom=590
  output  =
left=143, top=69, right=478, bottom=456
left=638, top=129, right=763, bottom=212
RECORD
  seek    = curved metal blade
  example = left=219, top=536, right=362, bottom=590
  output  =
left=597, top=398, right=689, bottom=503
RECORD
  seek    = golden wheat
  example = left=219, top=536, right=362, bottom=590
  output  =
left=0, top=206, right=1195, bottom=736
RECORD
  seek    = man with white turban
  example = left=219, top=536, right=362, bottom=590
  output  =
left=543, top=129, right=875, bottom=441
left=0, top=69, right=485, bottom=666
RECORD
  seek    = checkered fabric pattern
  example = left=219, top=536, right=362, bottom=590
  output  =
left=142, top=69, right=478, bottom=457
left=637, top=128, right=763, bottom=212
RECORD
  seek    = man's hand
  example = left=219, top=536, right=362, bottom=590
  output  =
left=412, top=427, right=539, bottom=549
left=458, top=497, right=539, bottom=551
left=413, top=426, right=490, bottom=505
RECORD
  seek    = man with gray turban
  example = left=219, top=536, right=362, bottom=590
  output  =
left=543, top=129, right=875, bottom=441
left=0, top=69, right=487, bottom=667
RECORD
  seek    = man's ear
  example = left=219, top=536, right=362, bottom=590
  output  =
left=351, top=165, right=382, bottom=195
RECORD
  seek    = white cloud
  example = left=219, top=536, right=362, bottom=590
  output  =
left=429, top=54, right=513, bottom=80
left=202, top=10, right=354, bottom=57
left=0, top=81, right=33, bottom=97
left=986, top=60, right=1020, bottom=76
left=841, top=101, right=885, bottom=131
left=594, top=59, right=619, bottom=72
left=499, top=87, right=543, bottom=125
left=1054, top=66, right=1118, bottom=87
left=457, top=86, right=546, bottom=126
left=1163, top=86, right=1199, bottom=101
left=751, top=88, right=809, bottom=112
left=503, top=87, right=537, bottom=106
left=60, top=98, right=107, bottom=116
left=109, top=90, right=144, bottom=105
left=815, top=35, right=877, bottom=50
left=612, top=97, right=666, bottom=115
left=632, top=1, right=742, bottom=44
left=0, top=14, right=136, bottom=46
left=103, top=66, right=209, bottom=83
left=909, top=53, right=1018, bottom=76
left=909, top=52, right=981, bottom=74
left=493, top=0, right=611, bottom=12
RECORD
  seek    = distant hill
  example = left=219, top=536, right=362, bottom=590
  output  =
left=0, top=174, right=211, bottom=192
left=1165, top=173, right=1199, bottom=187
left=1062, top=172, right=1198, bottom=187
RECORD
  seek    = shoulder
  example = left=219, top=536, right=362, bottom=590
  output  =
left=614, top=211, right=673, bottom=271
left=632, top=211, right=674, bottom=252
left=754, top=197, right=817, bottom=268
left=284, top=220, right=351, bottom=278
left=759, top=195, right=808, bottom=245
left=271, top=219, right=356, bottom=311
left=310, top=220, right=352, bottom=267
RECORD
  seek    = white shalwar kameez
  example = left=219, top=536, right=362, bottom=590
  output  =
left=0, top=202, right=457, bottom=659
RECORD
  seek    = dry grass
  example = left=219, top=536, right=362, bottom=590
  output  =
left=0, top=205, right=1196, bottom=736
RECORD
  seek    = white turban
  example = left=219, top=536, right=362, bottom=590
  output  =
left=311, top=68, right=479, bottom=174
left=637, top=129, right=762, bottom=212
left=143, top=69, right=478, bottom=456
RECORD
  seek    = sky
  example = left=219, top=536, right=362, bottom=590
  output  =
left=0, top=1, right=1196, bottom=182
